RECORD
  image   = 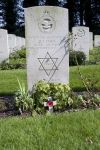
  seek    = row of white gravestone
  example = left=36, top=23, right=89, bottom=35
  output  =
left=68, top=29, right=100, bottom=58
left=0, top=6, right=100, bottom=91
left=0, top=29, right=9, bottom=63
left=94, top=35, right=100, bottom=47
left=72, top=26, right=90, bottom=60
left=24, top=6, right=100, bottom=91
left=8, top=34, right=25, bottom=53
left=0, top=29, right=25, bottom=63
left=71, top=28, right=100, bottom=60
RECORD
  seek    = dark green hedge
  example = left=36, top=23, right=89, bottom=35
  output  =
left=69, top=51, right=86, bottom=66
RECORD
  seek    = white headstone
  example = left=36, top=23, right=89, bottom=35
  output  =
left=89, top=32, right=93, bottom=50
left=8, top=34, right=17, bottom=53
left=25, top=6, right=69, bottom=91
left=21, top=37, right=25, bottom=48
left=94, top=35, right=100, bottom=47
left=69, top=32, right=73, bottom=50
left=0, top=29, right=9, bottom=63
left=16, top=36, right=26, bottom=50
left=72, top=26, right=89, bottom=60
left=16, top=36, right=22, bottom=50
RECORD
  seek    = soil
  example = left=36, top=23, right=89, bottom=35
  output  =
left=0, top=96, right=15, bottom=117
left=0, top=91, right=100, bottom=118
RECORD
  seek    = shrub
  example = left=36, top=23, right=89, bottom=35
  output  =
left=0, top=49, right=26, bottom=70
left=49, top=82, right=71, bottom=110
left=0, top=61, right=10, bottom=70
left=69, top=51, right=86, bottom=66
left=0, top=58, right=26, bottom=70
left=15, top=79, right=100, bottom=115
left=32, top=80, right=100, bottom=112
left=10, top=48, right=26, bottom=59
left=17, top=49, right=26, bottom=58
left=32, top=80, right=50, bottom=114
left=32, top=80, right=71, bottom=113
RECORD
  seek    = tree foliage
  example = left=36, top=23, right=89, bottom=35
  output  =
left=4, top=0, right=16, bottom=33
left=45, top=0, right=58, bottom=6
left=0, top=0, right=6, bottom=27
left=66, top=0, right=100, bottom=33
left=15, top=0, right=25, bottom=37
left=0, top=0, right=100, bottom=34
left=23, top=0, right=38, bottom=8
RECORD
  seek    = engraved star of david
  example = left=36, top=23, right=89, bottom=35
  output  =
left=38, top=52, right=58, bottom=76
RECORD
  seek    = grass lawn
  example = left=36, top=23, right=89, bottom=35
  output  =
left=0, top=64, right=99, bottom=95
left=0, top=69, right=27, bottom=95
left=0, top=110, right=100, bottom=150
left=89, top=47, right=100, bottom=62
left=70, top=64, right=100, bottom=91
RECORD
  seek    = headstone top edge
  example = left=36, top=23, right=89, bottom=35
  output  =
left=0, top=29, right=8, bottom=32
left=95, top=35, right=100, bottom=37
left=72, top=26, right=89, bottom=29
left=8, top=34, right=16, bottom=36
left=24, top=6, right=68, bottom=12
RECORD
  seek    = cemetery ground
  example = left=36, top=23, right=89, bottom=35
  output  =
left=0, top=110, right=100, bottom=150
left=0, top=64, right=100, bottom=117
left=0, top=48, right=100, bottom=149
left=0, top=4, right=100, bottom=149
left=0, top=47, right=99, bottom=95
left=0, top=64, right=99, bottom=95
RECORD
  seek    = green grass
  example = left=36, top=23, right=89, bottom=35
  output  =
left=0, top=64, right=99, bottom=95
left=89, top=47, right=100, bottom=62
left=0, top=69, right=27, bottom=95
left=70, top=64, right=100, bottom=91
left=0, top=110, right=100, bottom=150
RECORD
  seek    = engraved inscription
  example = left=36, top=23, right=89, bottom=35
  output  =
left=38, top=11, right=56, bottom=33
left=38, top=52, right=58, bottom=76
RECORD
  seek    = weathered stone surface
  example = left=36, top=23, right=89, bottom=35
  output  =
left=94, top=35, right=100, bottom=47
left=0, top=29, right=9, bottom=63
left=16, top=36, right=25, bottom=50
left=25, top=6, right=69, bottom=91
left=89, top=32, right=93, bottom=50
left=72, top=26, right=89, bottom=60
left=8, top=34, right=17, bottom=53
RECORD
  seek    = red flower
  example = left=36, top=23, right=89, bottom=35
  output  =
left=47, top=101, right=53, bottom=107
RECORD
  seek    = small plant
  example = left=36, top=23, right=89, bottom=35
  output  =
left=93, top=94, right=100, bottom=104
left=69, top=94, right=84, bottom=109
left=32, top=80, right=100, bottom=112
left=32, top=80, right=50, bottom=114
left=83, top=74, right=98, bottom=93
left=0, top=100, right=7, bottom=112
left=32, top=80, right=71, bottom=113
left=49, top=83, right=71, bottom=110
left=15, top=79, right=34, bottom=114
